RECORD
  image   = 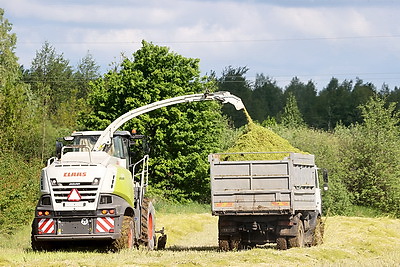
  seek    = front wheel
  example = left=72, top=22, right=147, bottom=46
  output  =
left=140, top=198, right=156, bottom=250
left=110, top=216, right=135, bottom=252
left=288, top=219, right=305, bottom=248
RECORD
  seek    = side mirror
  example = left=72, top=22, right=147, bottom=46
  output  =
left=56, top=141, right=63, bottom=159
left=323, top=169, right=329, bottom=191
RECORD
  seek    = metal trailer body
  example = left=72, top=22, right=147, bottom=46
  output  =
left=209, top=152, right=325, bottom=250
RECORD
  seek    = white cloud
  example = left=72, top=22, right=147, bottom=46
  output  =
left=3, top=0, right=400, bottom=88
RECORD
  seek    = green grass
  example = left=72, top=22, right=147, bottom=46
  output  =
left=1, top=212, right=399, bottom=266
left=153, top=199, right=211, bottom=214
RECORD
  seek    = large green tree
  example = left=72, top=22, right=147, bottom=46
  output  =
left=79, top=40, right=228, bottom=201
left=0, top=9, right=42, bottom=234
left=0, top=8, right=41, bottom=156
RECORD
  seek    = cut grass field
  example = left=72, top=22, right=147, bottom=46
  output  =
left=1, top=211, right=399, bottom=267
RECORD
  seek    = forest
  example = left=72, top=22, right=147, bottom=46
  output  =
left=1, top=8, right=399, bottom=235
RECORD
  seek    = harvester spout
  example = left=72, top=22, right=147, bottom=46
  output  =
left=208, top=91, right=245, bottom=111
left=93, top=91, right=245, bottom=151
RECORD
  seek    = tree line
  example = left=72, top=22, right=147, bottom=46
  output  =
left=217, top=66, right=400, bottom=130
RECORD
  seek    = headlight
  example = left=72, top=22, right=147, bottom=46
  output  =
left=92, top=178, right=101, bottom=185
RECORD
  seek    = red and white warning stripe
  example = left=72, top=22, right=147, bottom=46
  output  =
left=38, top=218, right=55, bottom=234
left=96, top=217, right=114, bottom=233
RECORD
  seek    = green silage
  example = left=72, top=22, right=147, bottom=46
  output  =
left=223, top=122, right=305, bottom=161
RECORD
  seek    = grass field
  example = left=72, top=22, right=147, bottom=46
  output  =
left=1, top=212, right=399, bottom=267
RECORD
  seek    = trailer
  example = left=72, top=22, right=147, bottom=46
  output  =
left=209, top=152, right=327, bottom=250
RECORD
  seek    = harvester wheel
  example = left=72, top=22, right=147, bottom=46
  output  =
left=276, top=237, right=288, bottom=250
left=31, top=221, right=52, bottom=251
left=312, top=217, right=324, bottom=246
left=140, top=198, right=156, bottom=250
left=288, top=219, right=305, bottom=248
left=110, top=216, right=135, bottom=252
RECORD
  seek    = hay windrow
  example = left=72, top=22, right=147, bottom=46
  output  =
left=223, top=118, right=305, bottom=161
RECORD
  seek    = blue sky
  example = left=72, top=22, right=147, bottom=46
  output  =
left=2, top=0, right=400, bottom=90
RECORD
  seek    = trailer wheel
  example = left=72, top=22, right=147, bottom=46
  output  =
left=141, top=198, right=156, bottom=250
left=312, top=217, right=324, bottom=246
left=276, top=237, right=288, bottom=250
left=110, top=216, right=135, bottom=251
left=288, top=220, right=305, bottom=248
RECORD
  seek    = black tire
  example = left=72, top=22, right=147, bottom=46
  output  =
left=276, top=237, right=288, bottom=250
left=229, top=237, right=241, bottom=251
left=31, top=235, right=52, bottom=251
left=140, top=198, right=156, bottom=250
left=312, top=217, right=324, bottom=246
left=288, top=220, right=305, bottom=248
left=219, top=237, right=229, bottom=251
left=110, top=216, right=135, bottom=252
left=31, top=221, right=52, bottom=251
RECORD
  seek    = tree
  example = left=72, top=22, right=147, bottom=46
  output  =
left=349, top=78, right=376, bottom=123
left=0, top=8, right=42, bottom=156
left=79, top=40, right=228, bottom=201
left=280, top=92, right=305, bottom=128
left=75, top=51, right=101, bottom=99
left=316, top=78, right=353, bottom=129
left=25, top=42, right=74, bottom=117
left=251, top=74, right=283, bottom=123
left=284, top=77, right=318, bottom=127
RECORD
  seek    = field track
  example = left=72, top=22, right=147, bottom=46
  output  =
left=0, top=214, right=399, bottom=266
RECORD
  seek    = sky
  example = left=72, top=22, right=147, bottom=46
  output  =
left=2, top=0, right=400, bottom=91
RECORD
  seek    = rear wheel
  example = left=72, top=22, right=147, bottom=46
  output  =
left=229, top=235, right=241, bottom=251
left=288, top=220, right=305, bottom=248
left=110, top=216, right=135, bottom=252
left=140, top=198, right=156, bottom=250
left=276, top=237, right=288, bottom=250
left=219, top=237, right=230, bottom=251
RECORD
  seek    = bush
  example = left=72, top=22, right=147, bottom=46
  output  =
left=0, top=152, right=42, bottom=234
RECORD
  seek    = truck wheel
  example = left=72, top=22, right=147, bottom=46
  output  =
left=276, top=237, right=288, bottom=250
left=312, top=217, right=324, bottom=246
left=219, top=237, right=230, bottom=251
left=141, top=198, right=156, bottom=250
left=229, top=236, right=241, bottom=251
left=110, top=216, right=135, bottom=251
left=288, top=220, right=305, bottom=248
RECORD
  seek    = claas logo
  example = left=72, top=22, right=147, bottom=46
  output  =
left=63, top=172, right=87, bottom=177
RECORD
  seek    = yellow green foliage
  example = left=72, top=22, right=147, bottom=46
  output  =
left=223, top=121, right=305, bottom=161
